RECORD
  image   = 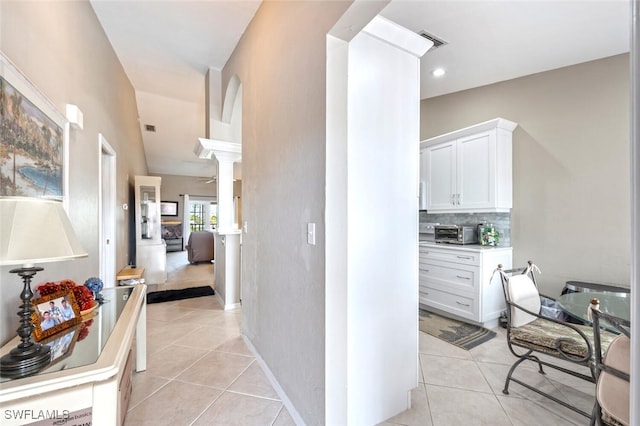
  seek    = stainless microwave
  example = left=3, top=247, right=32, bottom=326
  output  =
left=434, top=225, right=478, bottom=245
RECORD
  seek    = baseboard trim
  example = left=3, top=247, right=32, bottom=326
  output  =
left=242, top=335, right=304, bottom=425
left=214, top=292, right=241, bottom=311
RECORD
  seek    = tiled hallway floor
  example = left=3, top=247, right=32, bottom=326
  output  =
left=125, top=253, right=593, bottom=425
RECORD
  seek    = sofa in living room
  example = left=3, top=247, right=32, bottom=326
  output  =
left=186, top=231, right=214, bottom=263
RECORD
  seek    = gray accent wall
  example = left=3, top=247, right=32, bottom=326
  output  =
left=421, top=54, right=631, bottom=296
left=221, top=2, right=351, bottom=424
left=1, top=2, right=148, bottom=344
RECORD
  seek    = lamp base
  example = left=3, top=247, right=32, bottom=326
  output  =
left=0, top=343, right=51, bottom=379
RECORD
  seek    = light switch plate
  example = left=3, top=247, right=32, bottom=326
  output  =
left=307, top=223, right=316, bottom=245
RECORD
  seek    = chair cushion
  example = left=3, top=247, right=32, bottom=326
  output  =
left=598, top=335, right=630, bottom=426
left=510, top=318, right=618, bottom=360
left=507, top=274, right=541, bottom=327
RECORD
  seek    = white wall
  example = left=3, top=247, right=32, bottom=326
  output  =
left=325, top=17, right=429, bottom=424
left=0, top=1, right=148, bottom=345
left=421, top=54, right=630, bottom=296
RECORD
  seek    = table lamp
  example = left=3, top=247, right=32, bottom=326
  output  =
left=0, top=197, right=87, bottom=378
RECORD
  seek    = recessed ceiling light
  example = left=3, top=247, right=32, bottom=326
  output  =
left=432, top=68, right=446, bottom=77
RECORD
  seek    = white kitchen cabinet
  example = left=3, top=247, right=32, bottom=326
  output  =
left=421, top=118, right=517, bottom=213
left=419, top=243, right=512, bottom=328
left=418, top=148, right=429, bottom=210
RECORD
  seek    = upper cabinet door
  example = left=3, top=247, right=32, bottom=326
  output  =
left=422, top=118, right=517, bottom=213
left=425, top=140, right=456, bottom=210
left=457, top=131, right=496, bottom=210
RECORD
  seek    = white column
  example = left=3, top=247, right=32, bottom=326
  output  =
left=215, top=153, right=240, bottom=232
left=195, top=138, right=242, bottom=310
left=326, top=16, right=432, bottom=425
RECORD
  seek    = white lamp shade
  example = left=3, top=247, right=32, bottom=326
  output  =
left=0, top=197, right=87, bottom=266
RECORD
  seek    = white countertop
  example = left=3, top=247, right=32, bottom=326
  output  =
left=418, top=241, right=512, bottom=252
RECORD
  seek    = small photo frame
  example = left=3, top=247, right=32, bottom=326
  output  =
left=40, top=324, right=80, bottom=368
left=160, top=201, right=178, bottom=216
left=31, top=289, right=81, bottom=341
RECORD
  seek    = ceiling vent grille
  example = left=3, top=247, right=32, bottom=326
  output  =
left=144, top=124, right=156, bottom=132
left=418, top=31, right=447, bottom=50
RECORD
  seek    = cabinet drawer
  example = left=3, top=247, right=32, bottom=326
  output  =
left=420, top=248, right=479, bottom=266
left=420, top=260, right=478, bottom=293
left=421, top=286, right=478, bottom=321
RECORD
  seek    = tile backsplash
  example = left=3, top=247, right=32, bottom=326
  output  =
left=419, top=211, right=511, bottom=247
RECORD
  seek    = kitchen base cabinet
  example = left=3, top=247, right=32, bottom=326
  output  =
left=419, top=243, right=512, bottom=328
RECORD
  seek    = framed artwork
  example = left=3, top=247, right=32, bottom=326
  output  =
left=40, top=324, right=81, bottom=368
left=160, top=200, right=179, bottom=216
left=0, top=51, right=68, bottom=200
left=31, top=289, right=81, bottom=341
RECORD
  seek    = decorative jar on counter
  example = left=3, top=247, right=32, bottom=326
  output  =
left=479, top=224, right=499, bottom=246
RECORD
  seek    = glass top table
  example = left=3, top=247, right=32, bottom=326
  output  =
left=1, top=285, right=137, bottom=383
left=556, top=291, right=631, bottom=324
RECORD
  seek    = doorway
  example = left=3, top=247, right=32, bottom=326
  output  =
left=99, top=134, right=116, bottom=287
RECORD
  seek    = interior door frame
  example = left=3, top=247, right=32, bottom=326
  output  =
left=99, top=134, right=117, bottom=288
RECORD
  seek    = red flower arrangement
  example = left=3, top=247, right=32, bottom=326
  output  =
left=77, top=319, right=93, bottom=341
left=37, top=279, right=95, bottom=311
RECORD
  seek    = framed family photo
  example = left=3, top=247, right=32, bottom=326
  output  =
left=40, top=324, right=81, bottom=368
left=0, top=51, right=68, bottom=201
left=31, top=289, right=81, bottom=341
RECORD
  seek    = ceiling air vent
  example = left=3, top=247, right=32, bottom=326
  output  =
left=418, top=31, right=447, bottom=50
left=144, top=124, right=156, bottom=132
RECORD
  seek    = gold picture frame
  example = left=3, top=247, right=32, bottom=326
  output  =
left=0, top=51, right=68, bottom=201
left=39, top=324, right=81, bottom=368
left=31, top=289, right=81, bottom=341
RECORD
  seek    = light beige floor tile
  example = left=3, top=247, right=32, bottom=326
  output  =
left=549, top=381, right=595, bottom=422
left=175, top=350, right=254, bottom=389
left=420, top=354, right=492, bottom=393
left=382, top=383, right=433, bottom=426
left=146, top=303, right=195, bottom=322
left=146, top=323, right=203, bottom=355
left=124, top=380, right=222, bottom=425
left=174, top=294, right=219, bottom=310
left=192, top=391, right=282, bottom=425
left=419, top=332, right=473, bottom=360
left=228, top=360, right=280, bottom=399
left=129, top=372, right=169, bottom=409
left=476, top=360, right=568, bottom=404
left=215, top=335, right=253, bottom=356
left=468, top=332, right=513, bottom=365
left=145, top=344, right=208, bottom=379
left=172, top=325, right=240, bottom=350
left=497, top=394, right=585, bottom=426
left=425, top=385, right=512, bottom=426
left=179, top=308, right=242, bottom=330
left=272, top=406, right=296, bottom=426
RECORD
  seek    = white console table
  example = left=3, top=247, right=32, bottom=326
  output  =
left=0, top=285, right=147, bottom=425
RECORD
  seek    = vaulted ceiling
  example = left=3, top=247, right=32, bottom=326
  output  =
left=90, top=0, right=630, bottom=179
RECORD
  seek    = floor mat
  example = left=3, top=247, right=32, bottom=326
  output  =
left=147, top=286, right=215, bottom=304
left=419, top=309, right=496, bottom=350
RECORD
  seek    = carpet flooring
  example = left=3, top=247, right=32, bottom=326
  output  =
left=419, top=309, right=496, bottom=350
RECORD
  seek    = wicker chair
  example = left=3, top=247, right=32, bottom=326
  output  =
left=496, top=262, right=618, bottom=418
left=590, top=308, right=631, bottom=426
